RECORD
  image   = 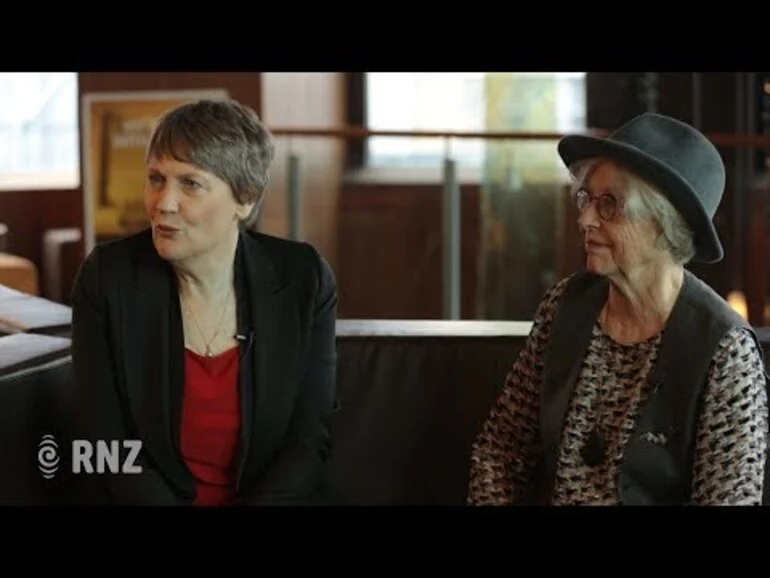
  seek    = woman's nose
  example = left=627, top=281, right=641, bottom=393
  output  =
left=155, top=186, right=179, bottom=213
left=577, top=198, right=600, bottom=230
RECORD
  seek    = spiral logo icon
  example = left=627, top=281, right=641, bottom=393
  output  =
left=38, top=434, right=60, bottom=479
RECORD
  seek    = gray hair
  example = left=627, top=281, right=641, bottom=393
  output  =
left=568, top=158, right=696, bottom=265
left=146, top=98, right=276, bottom=227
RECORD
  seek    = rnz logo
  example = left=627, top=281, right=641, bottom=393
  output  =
left=37, top=435, right=143, bottom=478
left=38, top=435, right=60, bottom=479
left=72, top=439, right=143, bottom=475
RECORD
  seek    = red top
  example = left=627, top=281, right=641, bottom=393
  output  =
left=180, top=346, right=242, bottom=506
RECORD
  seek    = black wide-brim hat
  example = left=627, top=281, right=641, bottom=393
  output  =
left=557, top=112, right=726, bottom=263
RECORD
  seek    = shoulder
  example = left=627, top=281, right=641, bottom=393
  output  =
left=72, top=229, right=156, bottom=297
left=711, top=326, right=766, bottom=375
left=241, top=230, right=335, bottom=293
left=681, top=270, right=749, bottom=332
left=536, top=271, right=601, bottom=318
left=538, top=274, right=572, bottom=313
left=81, top=228, right=155, bottom=267
left=520, top=273, right=590, bottom=338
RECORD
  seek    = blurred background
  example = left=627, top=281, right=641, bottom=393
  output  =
left=1, top=72, right=768, bottom=325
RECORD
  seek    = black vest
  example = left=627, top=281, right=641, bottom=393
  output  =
left=538, top=270, right=770, bottom=505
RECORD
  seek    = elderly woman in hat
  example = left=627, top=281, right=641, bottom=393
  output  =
left=467, top=113, right=769, bottom=506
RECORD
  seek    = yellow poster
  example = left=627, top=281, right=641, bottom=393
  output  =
left=81, top=89, right=229, bottom=253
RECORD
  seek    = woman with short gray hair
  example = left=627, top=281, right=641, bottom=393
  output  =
left=468, top=113, right=769, bottom=506
left=70, top=98, right=339, bottom=506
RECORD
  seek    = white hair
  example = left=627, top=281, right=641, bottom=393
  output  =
left=568, top=158, right=696, bottom=264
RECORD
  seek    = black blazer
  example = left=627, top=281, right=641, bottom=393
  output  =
left=69, top=228, right=338, bottom=505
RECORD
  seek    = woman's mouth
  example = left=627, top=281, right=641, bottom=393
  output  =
left=156, top=224, right=181, bottom=236
left=585, top=240, right=609, bottom=251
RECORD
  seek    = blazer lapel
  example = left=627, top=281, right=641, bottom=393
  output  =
left=235, top=232, right=302, bottom=486
left=119, top=245, right=194, bottom=496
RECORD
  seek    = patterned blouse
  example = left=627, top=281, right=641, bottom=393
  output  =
left=467, top=275, right=769, bottom=506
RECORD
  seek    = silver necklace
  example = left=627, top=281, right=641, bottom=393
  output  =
left=182, top=289, right=232, bottom=357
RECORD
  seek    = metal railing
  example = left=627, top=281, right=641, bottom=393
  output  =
left=270, top=125, right=770, bottom=321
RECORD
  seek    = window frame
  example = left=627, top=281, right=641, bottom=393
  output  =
left=348, top=73, right=588, bottom=178
left=0, top=73, right=80, bottom=192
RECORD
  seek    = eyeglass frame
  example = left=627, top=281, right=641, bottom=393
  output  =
left=574, top=188, right=624, bottom=221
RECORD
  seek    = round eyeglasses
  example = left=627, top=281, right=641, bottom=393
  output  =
left=575, top=189, right=619, bottom=221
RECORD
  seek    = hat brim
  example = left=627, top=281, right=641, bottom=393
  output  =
left=558, top=135, right=723, bottom=264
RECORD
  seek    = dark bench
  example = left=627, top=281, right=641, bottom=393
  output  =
left=3, top=285, right=768, bottom=505
left=0, top=332, right=74, bottom=504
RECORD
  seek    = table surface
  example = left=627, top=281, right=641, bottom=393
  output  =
left=336, top=319, right=533, bottom=338
left=0, top=283, right=71, bottom=333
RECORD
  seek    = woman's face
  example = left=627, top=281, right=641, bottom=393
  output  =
left=144, top=155, right=254, bottom=264
left=576, top=160, right=663, bottom=278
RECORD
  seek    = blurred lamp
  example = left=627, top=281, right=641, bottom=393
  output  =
left=726, top=290, right=748, bottom=321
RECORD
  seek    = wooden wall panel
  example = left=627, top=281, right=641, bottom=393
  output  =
left=337, top=181, right=481, bottom=320
left=259, top=73, right=346, bottom=272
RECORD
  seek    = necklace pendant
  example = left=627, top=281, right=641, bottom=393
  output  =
left=581, top=429, right=606, bottom=467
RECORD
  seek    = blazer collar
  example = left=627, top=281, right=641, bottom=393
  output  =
left=234, top=228, right=284, bottom=297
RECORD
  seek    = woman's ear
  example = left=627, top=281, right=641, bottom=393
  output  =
left=236, top=201, right=257, bottom=221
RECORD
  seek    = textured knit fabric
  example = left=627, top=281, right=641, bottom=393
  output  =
left=467, top=275, right=769, bottom=506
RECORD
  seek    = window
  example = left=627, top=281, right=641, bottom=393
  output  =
left=0, top=73, right=80, bottom=190
left=365, top=72, right=587, bottom=171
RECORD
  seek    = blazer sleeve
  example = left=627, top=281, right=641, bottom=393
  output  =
left=236, top=246, right=339, bottom=505
left=69, top=247, right=182, bottom=505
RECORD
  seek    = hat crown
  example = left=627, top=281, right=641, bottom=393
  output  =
left=610, top=113, right=725, bottom=217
